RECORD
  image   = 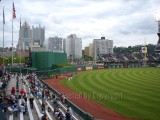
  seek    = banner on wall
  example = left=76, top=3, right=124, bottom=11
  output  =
left=78, top=67, right=82, bottom=71
left=86, top=67, right=93, bottom=70
left=98, top=66, right=104, bottom=69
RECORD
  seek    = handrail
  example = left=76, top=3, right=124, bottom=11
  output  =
left=40, top=79, right=94, bottom=120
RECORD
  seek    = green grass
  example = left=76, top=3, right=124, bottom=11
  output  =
left=60, top=68, right=160, bottom=120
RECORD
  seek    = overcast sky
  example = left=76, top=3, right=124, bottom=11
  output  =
left=0, top=0, right=160, bottom=49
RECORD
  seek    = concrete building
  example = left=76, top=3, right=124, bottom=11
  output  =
left=89, top=43, right=93, bottom=58
left=30, top=42, right=46, bottom=52
left=48, top=37, right=63, bottom=53
left=84, top=46, right=89, bottom=56
left=18, top=21, right=33, bottom=51
left=63, top=34, right=82, bottom=60
left=17, top=21, right=46, bottom=55
left=93, top=37, right=113, bottom=60
left=32, top=25, right=45, bottom=47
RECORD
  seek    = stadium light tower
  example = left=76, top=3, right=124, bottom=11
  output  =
left=154, top=12, right=160, bottom=53
left=141, top=38, right=147, bottom=67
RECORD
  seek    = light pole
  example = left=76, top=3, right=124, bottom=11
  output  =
left=14, top=58, right=16, bottom=65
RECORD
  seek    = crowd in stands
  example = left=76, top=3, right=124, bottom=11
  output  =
left=0, top=72, right=75, bottom=120
left=100, top=53, right=159, bottom=62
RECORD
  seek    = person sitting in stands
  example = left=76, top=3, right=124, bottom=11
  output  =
left=20, top=103, right=26, bottom=114
left=61, top=93, right=66, bottom=103
left=36, top=90, right=41, bottom=99
left=20, top=88, right=25, bottom=96
left=11, top=87, right=15, bottom=95
left=53, top=99, right=59, bottom=108
left=7, top=106, right=13, bottom=115
left=51, top=94, right=56, bottom=103
left=41, top=113, right=48, bottom=120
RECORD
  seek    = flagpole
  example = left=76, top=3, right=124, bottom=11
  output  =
left=11, top=1, right=14, bottom=66
left=20, top=15, right=21, bottom=73
left=3, top=6, right=4, bottom=65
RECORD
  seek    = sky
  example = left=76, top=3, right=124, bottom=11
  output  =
left=0, top=0, right=160, bottom=49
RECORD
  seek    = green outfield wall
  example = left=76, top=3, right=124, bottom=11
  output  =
left=32, top=52, right=67, bottom=70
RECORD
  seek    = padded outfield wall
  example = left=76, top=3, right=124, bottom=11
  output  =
left=32, top=52, right=67, bottom=70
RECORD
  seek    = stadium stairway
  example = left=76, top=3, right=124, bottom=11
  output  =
left=3, top=74, right=80, bottom=120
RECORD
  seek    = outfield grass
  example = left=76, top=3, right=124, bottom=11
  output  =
left=60, top=68, right=160, bottom=120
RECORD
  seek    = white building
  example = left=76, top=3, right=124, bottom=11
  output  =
left=48, top=37, right=63, bottom=53
left=93, top=37, right=113, bottom=60
left=63, top=34, right=82, bottom=60
left=32, top=25, right=45, bottom=47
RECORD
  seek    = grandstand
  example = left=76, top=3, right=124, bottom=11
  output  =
left=0, top=73, right=82, bottom=120
left=97, top=51, right=159, bottom=68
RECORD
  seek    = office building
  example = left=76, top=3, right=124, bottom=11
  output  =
left=93, top=37, right=113, bottom=60
left=63, top=34, right=82, bottom=60
left=32, top=25, right=45, bottom=47
left=48, top=37, right=63, bottom=53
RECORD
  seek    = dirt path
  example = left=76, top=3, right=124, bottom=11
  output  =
left=45, top=73, right=137, bottom=120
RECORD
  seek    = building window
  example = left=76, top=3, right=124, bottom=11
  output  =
left=24, top=29, right=28, bottom=38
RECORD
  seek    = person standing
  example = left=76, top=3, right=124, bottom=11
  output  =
left=41, top=101, right=46, bottom=113
left=11, top=87, right=15, bottom=95
left=29, top=97, right=34, bottom=109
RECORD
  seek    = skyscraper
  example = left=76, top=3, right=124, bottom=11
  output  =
left=32, top=25, right=45, bottom=47
left=93, top=37, right=113, bottom=60
left=48, top=37, right=63, bottom=53
left=63, top=34, right=82, bottom=60
left=18, top=21, right=32, bottom=51
left=18, top=21, right=45, bottom=52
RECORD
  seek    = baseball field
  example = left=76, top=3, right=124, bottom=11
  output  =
left=60, top=68, right=160, bottom=120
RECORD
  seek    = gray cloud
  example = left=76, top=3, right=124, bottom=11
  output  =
left=0, top=0, right=160, bottom=48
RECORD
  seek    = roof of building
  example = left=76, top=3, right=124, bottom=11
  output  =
left=22, top=21, right=30, bottom=29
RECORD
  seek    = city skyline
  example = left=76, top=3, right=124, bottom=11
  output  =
left=0, top=0, right=160, bottom=49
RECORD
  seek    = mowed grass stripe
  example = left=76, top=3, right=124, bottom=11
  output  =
left=99, top=70, right=160, bottom=108
left=78, top=70, right=160, bottom=118
left=76, top=70, right=160, bottom=117
left=88, top=71, right=160, bottom=117
left=134, top=68, right=160, bottom=84
left=116, top=70, right=160, bottom=98
left=84, top=69, right=160, bottom=106
left=61, top=68, right=160, bottom=120
left=89, top=69, right=159, bottom=118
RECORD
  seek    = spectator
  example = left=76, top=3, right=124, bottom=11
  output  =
left=20, top=88, right=25, bottom=95
left=7, top=106, right=13, bottom=115
left=65, top=109, right=71, bottom=120
left=11, top=87, right=15, bottom=95
left=0, top=80, right=3, bottom=90
left=41, top=113, right=48, bottom=120
left=29, top=97, right=34, bottom=109
left=20, top=103, right=26, bottom=114
left=41, top=101, right=46, bottom=113
left=68, top=106, right=73, bottom=118
left=61, top=93, right=66, bottom=103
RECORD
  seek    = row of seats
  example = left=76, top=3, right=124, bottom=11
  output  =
left=7, top=74, right=79, bottom=120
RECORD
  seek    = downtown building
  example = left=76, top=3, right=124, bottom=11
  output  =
left=17, top=21, right=46, bottom=54
left=63, top=34, right=82, bottom=60
left=18, top=21, right=33, bottom=51
left=93, top=37, right=113, bottom=60
left=48, top=37, right=63, bottom=53
left=32, top=25, right=45, bottom=47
